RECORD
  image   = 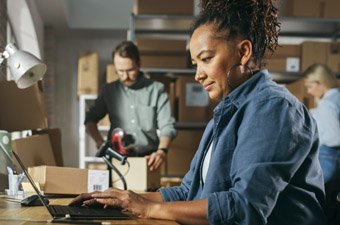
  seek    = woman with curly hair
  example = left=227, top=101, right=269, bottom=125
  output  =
left=70, top=1, right=327, bottom=224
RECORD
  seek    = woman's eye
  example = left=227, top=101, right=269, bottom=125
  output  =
left=202, top=57, right=212, bottom=62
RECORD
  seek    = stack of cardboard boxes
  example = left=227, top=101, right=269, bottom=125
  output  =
left=279, top=0, right=340, bottom=18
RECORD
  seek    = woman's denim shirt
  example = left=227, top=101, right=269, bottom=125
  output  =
left=160, top=70, right=326, bottom=225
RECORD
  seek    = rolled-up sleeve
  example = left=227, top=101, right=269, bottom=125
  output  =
left=156, top=86, right=176, bottom=138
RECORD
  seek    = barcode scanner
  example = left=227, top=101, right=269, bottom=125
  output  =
left=96, top=141, right=127, bottom=165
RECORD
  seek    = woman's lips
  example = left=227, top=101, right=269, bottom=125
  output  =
left=203, top=82, right=213, bottom=91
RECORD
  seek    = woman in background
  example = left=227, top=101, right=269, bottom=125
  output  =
left=304, top=63, right=340, bottom=183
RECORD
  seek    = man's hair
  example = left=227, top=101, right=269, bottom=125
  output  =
left=112, top=41, right=140, bottom=64
left=304, top=63, right=339, bottom=89
left=191, top=0, right=280, bottom=67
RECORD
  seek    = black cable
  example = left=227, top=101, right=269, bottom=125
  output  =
left=102, top=156, right=127, bottom=190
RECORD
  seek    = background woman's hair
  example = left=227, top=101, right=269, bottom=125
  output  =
left=191, top=0, right=280, bottom=67
left=113, top=41, right=140, bottom=64
left=303, top=63, right=339, bottom=89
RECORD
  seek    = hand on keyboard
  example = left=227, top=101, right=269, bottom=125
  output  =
left=68, top=191, right=103, bottom=208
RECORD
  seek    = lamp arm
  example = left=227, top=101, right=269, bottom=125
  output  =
left=0, top=141, right=12, bottom=162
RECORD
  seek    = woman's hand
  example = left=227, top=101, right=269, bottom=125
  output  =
left=68, top=191, right=103, bottom=208
left=145, top=149, right=166, bottom=171
left=92, top=188, right=156, bottom=218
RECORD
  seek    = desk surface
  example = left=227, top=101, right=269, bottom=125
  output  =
left=0, top=196, right=179, bottom=225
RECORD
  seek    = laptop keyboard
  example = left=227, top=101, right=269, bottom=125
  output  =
left=48, top=205, right=129, bottom=218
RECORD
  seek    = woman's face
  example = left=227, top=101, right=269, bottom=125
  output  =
left=304, top=80, right=326, bottom=99
left=189, top=24, right=240, bottom=101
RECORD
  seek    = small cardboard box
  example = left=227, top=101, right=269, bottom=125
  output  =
left=106, top=64, right=119, bottom=83
left=77, top=52, right=99, bottom=96
left=140, top=53, right=188, bottom=69
left=281, top=0, right=323, bottom=17
left=167, top=130, right=204, bottom=177
left=266, top=44, right=301, bottom=72
left=324, top=0, right=340, bottom=18
left=133, top=0, right=194, bottom=15
left=326, top=42, right=340, bottom=72
left=12, top=134, right=57, bottom=169
left=28, top=166, right=109, bottom=195
left=176, top=76, right=214, bottom=122
left=137, top=38, right=187, bottom=53
left=111, top=157, right=161, bottom=192
left=0, top=81, right=48, bottom=132
left=32, top=128, right=63, bottom=167
left=301, top=41, right=328, bottom=71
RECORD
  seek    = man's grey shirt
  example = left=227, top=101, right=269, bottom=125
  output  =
left=85, top=74, right=176, bottom=156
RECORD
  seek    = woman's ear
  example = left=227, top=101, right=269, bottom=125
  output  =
left=237, top=40, right=252, bottom=65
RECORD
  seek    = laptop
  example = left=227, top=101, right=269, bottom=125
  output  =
left=12, top=150, right=130, bottom=220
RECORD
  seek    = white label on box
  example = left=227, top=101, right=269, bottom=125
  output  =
left=286, top=57, right=300, bottom=72
left=87, top=170, right=109, bottom=192
left=186, top=83, right=209, bottom=107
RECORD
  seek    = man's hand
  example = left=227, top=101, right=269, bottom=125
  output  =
left=145, top=149, right=166, bottom=171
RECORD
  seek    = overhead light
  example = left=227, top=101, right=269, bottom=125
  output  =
left=0, top=43, right=46, bottom=89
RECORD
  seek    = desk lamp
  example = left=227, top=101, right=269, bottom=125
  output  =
left=0, top=43, right=46, bottom=89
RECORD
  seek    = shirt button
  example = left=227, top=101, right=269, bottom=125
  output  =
left=131, top=119, right=135, bottom=123
left=130, top=105, right=134, bottom=109
left=132, top=132, right=136, bottom=136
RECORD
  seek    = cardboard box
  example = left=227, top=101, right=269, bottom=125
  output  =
left=273, top=44, right=301, bottom=58
left=98, top=114, right=110, bottom=127
left=111, top=157, right=161, bottom=192
left=137, top=38, right=187, bottom=53
left=28, top=165, right=109, bottom=195
left=285, top=79, right=316, bottom=109
left=12, top=134, right=57, bottom=169
left=141, top=53, right=187, bottom=69
left=266, top=44, right=301, bottom=72
left=167, top=130, right=204, bottom=177
left=133, top=0, right=194, bottom=15
left=106, top=64, right=119, bottom=83
left=77, top=52, right=99, bottom=96
left=324, top=0, right=340, bottom=18
left=0, top=81, right=48, bottom=132
left=281, top=0, right=323, bottom=17
left=32, top=128, right=63, bottom=167
left=176, top=76, right=213, bottom=122
left=326, top=42, right=340, bottom=72
left=301, top=41, right=328, bottom=71
left=266, top=58, right=300, bottom=72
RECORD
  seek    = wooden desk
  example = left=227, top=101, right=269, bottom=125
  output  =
left=0, top=197, right=179, bottom=225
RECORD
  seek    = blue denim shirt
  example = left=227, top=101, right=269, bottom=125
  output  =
left=160, top=70, right=326, bottom=225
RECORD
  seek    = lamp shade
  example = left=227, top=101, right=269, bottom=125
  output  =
left=5, top=43, right=46, bottom=89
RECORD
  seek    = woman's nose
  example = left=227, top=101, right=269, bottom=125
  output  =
left=195, top=66, right=204, bottom=82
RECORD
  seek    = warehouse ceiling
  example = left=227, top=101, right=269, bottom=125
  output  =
left=34, top=0, right=134, bottom=35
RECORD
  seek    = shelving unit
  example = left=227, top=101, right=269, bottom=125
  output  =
left=78, top=95, right=107, bottom=168
left=129, top=13, right=340, bottom=38
left=79, top=13, right=340, bottom=170
left=129, top=13, right=340, bottom=84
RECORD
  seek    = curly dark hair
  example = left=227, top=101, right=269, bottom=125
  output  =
left=112, top=41, right=140, bottom=64
left=191, top=0, right=280, bottom=67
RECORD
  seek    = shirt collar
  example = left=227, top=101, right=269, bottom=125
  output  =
left=214, top=69, right=271, bottom=112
